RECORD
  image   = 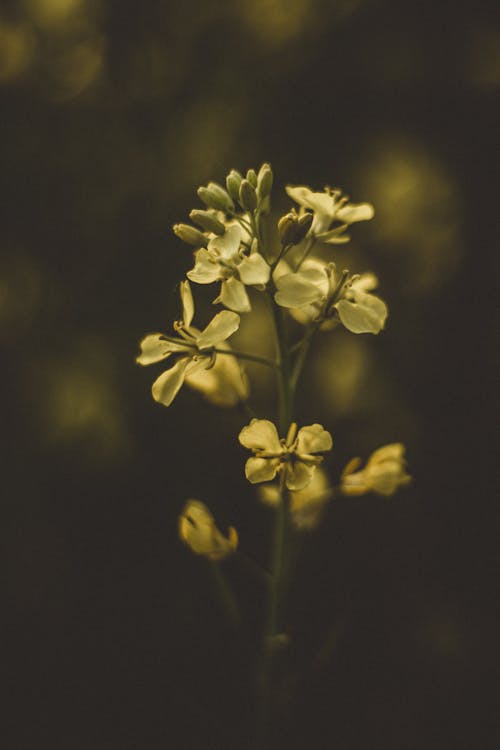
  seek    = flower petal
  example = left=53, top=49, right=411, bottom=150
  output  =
left=239, top=418, right=282, bottom=452
left=286, top=461, right=314, bottom=491
left=238, top=253, right=271, bottom=286
left=335, top=290, right=388, bottom=334
left=187, top=248, right=221, bottom=284
left=179, top=280, right=195, bottom=327
left=151, top=357, right=190, bottom=406
left=274, top=268, right=327, bottom=308
left=209, top=225, right=243, bottom=261
left=336, top=202, right=375, bottom=224
left=185, top=346, right=249, bottom=407
left=245, top=456, right=280, bottom=484
left=220, top=277, right=251, bottom=313
left=296, top=424, right=333, bottom=454
left=196, top=310, right=240, bottom=349
left=136, top=334, right=188, bottom=365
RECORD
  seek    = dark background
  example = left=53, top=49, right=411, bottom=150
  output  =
left=2, top=0, right=499, bottom=748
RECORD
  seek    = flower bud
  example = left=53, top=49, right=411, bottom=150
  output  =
left=226, top=169, right=243, bottom=201
left=246, top=168, right=257, bottom=187
left=173, top=223, right=208, bottom=246
left=239, top=179, right=258, bottom=211
left=197, top=182, right=234, bottom=212
left=257, top=163, right=273, bottom=201
left=277, top=210, right=312, bottom=245
left=189, top=209, right=226, bottom=235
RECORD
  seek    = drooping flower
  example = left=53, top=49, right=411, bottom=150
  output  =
left=136, top=281, right=242, bottom=407
left=274, top=257, right=388, bottom=334
left=341, top=444, right=411, bottom=497
left=238, top=419, right=333, bottom=491
left=259, top=466, right=331, bottom=530
left=178, top=499, right=238, bottom=561
left=187, top=225, right=270, bottom=313
left=285, top=185, right=374, bottom=243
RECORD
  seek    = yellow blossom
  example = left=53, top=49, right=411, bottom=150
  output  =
left=178, top=500, right=238, bottom=561
left=341, top=444, right=411, bottom=497
left=259, top=466, right=331, bottom=530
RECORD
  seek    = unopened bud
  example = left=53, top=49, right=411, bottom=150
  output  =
left=257, top=163, right=273, bottom=201
left=197, top=182, right=234, bottom=212
left=173, top=223, right=208, bottom=246
left=246, top=168, right=257, bottom=188
left=239, top=179, right=258, bottom=211
left=226, top=170, right=243, bottom=201
left=189, top=210, right=225, bottom=235
left=277, top=210, right=312, bottom=245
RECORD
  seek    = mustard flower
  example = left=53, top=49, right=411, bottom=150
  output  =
left=136, top=281, right=241, bottom=407
left=341, top=444, right=411, bottom=497
left=179, top=499, right=238, bottom=561
left=286, top=185, right=374, bottom=243
left=274, top=257, right=388, bottom=334
left=238, top=419, right=333, bottom=491
left=259, top=466, right=331, bottom=530
left=187, top=225, right=270, bottom=313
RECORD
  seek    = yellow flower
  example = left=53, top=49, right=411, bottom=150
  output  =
left=285, top=184, right=374, bottom=242
left=238, top=419, right=332, bottom=491
left=341, top=444, right=411, bottom=497
left=259, top=466, right=331, bottom=530
left=178, top=500, right=238, bottom=561
left=136, top=281, right=243, bottom=407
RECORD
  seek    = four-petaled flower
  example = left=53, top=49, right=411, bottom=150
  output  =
left=238, top=419, right=333, bottom=491
left=274, top=257, right=388, bottom=334
left=341, top=444, right=412, bottom=497
left=187, top=225, right=271, bottom=313
left=286, top=185, right=374, bottom=243
left=136, top=281, right=241, bottom=407
left=179, top=499, right=238, bottom=560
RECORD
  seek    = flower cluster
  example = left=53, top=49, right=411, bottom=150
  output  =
left=136, top=162, right=410, bottom=563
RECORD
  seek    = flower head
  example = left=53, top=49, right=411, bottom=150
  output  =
left=259, top=466, right=331, bottom=530
left=136, top=281, right=242, bottom=407
left=187, top=225, right=270, bottom=313
left=341, top=444, right=411, bottom=497
left=286, top=185, right=374, bottom=243
left=238, top=419, right=333, bottom=491
left=179, top=499, right=238, bottom=561
left=274, top=257, right=388, bottom=334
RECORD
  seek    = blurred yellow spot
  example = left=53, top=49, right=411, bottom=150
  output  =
left=39, top=338, right=129, bottom=460
left=313, top=334, right=369, bottom=416
left=51, top=36, right=103, bottom=98
left=0, top=254, right=43, bottom=338
left=0, top=20, right=34, bottom=82
left=237, top=0, right=314, bottom=45
left=24, top=0, right=85, bottom=28
left=361, top=139, right=461, bottom=293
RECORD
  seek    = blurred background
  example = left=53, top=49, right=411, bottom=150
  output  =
left=2, top=0, right=499, bottom=747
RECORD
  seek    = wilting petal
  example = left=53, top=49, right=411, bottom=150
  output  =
left=197, top=310, right=240, bottom=349
left=220, top=277, right=251, bottom=313
left=238, top=253, right=271, bottom=286
left=187, top=248, right=221, bottom=284
left=136, top=334, right=188, bottom=365
left=296, top=424, right=333, bottom=455
left=335, top=290, right=388, bottom=334
left=336, top=202, right=374, bottom=224
left=245, top=456, right=280, bottom=484
left=239, top=419, right=282, bottom=453
left=286, top=461, right=314, bottom=491
left=151, top=357, right=190, bottom=406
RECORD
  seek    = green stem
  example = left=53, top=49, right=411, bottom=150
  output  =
left=268, top=470, right=288, bottom=638
left=209, top=562, right=240, bottom=626
left=213, top=347, right=278, bottom=369
left=289, top=323, right=318, bottom=396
